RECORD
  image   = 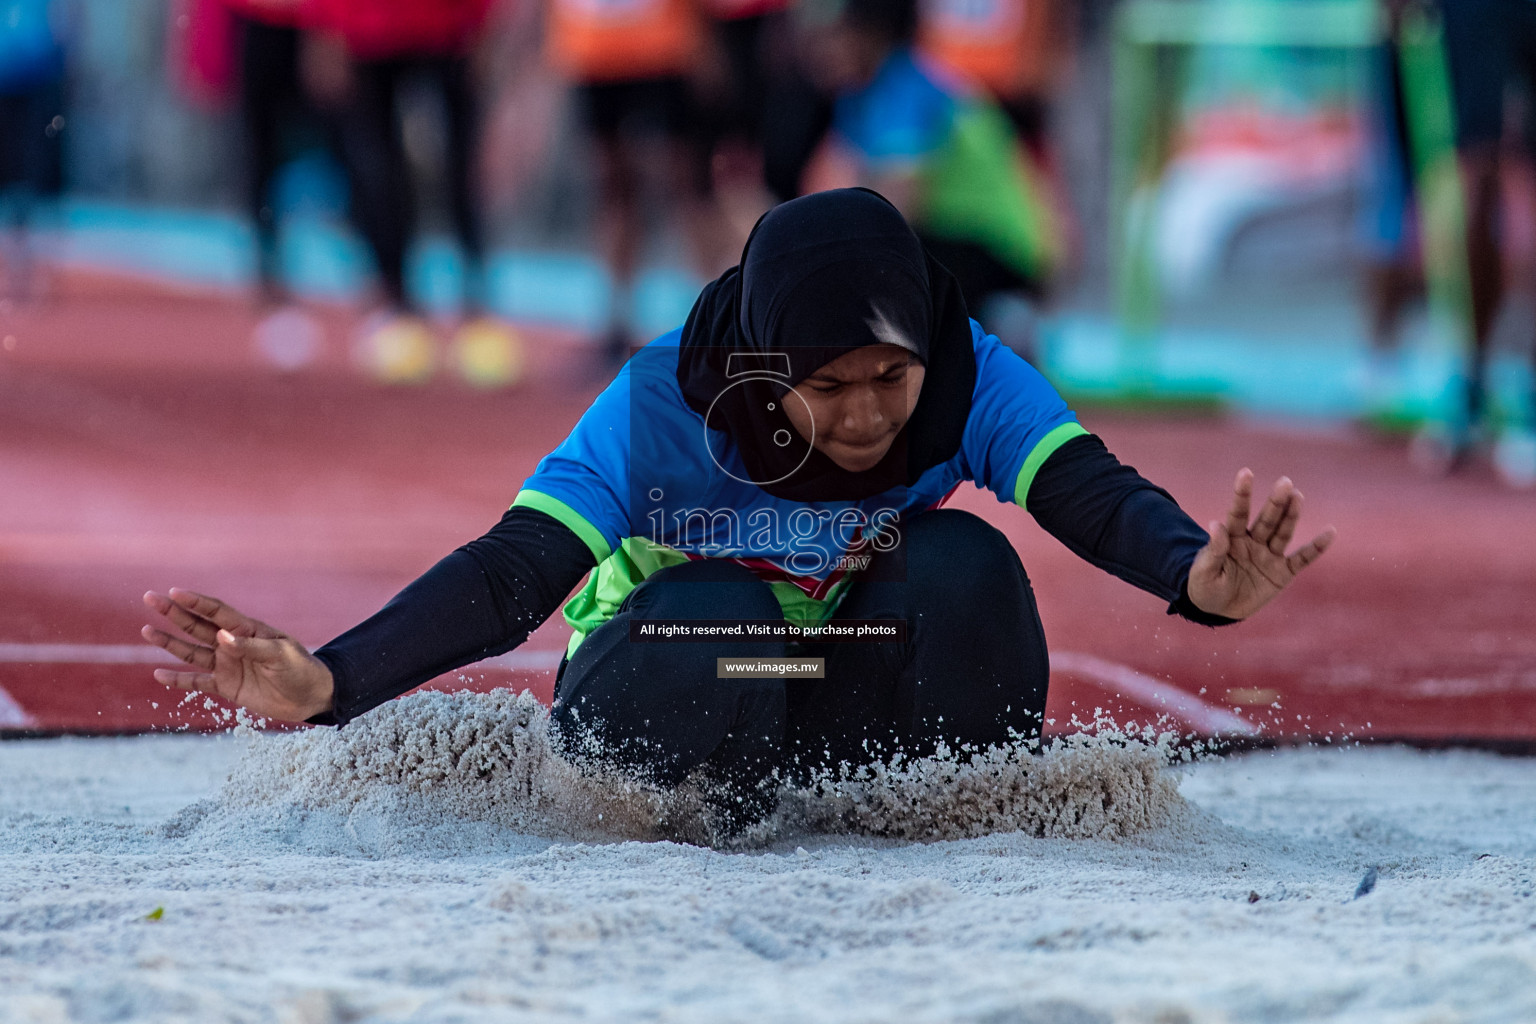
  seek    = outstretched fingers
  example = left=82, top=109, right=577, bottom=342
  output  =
left=152, top=667, right=217, bottom=694
left=216, top=629, right=290, bottom=668
left=143, top=590, right=221, bottom=646
left=1249, top=476, right=1294, bottom=546
left=140, top=625, right=214, bottom=670
left=1268, top=488, right=1303, bottom=555
left=1285, top=526, right=1338, bottom=576
left=1225, top=468, right=1255, bottom=536
left=165, top=588, right=259, bottom=636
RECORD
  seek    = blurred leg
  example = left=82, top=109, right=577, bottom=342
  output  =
left=0, top=79, right=63, bottom=301
left=239, top=19, right=302, bottom=304
left=1361, top=37, right=1423, bottom=355
left=656, top=77, right=732, bottom=277
left=576, top=81, right=643, bottom=354
left=760, top=60, right=834, bottom=203
left=1494, top=0, right=1536, bottom=485
left=432, top=55, right=486, bottom=309
left=597, top=136, right=643, bottom=352
left=0, top=94, right=24, bottom=293
left=702, top=13, right=773, bottom=153
left=1442, top=0, right=1510, bottom=426
left=1462, top=146, right=1502, bottom=420
left=336, top=59, right=414, bottom=310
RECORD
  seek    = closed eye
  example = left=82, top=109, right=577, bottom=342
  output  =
left=805, top=367, right=907, bottom=394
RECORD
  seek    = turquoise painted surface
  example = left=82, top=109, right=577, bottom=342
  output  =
left=46, top=199, right=701, bottom=342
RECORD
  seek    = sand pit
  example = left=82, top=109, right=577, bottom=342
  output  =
left=3, top=689, right=1535, bottom=1023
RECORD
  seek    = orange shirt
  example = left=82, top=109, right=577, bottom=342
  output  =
left=917, top=0, right=1065, bottom=100
left=545, top=0, right=702, bottom=82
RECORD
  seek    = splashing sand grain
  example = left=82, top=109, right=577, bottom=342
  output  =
left=205, top=689, right=1186, bottom=849
left=212, top=688, right=712, bottom=845
left=778, top=728, right=1188, bottom=842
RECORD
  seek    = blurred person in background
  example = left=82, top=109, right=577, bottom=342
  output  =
left=232, top=0, right=328, bottom=369
left=545, top=0, right=732, bottom=364
left=916, top=0, right=1078, bottom=271
left=306, top=0, right=524, bottom=388
left=795, top=0, right=1060, bottom=359
left=1355, top=0, right=1422, bottom=419
left=175, top=0, right=338, bottom=370
left=693, top=0, right=791, bottom=226
left=1427, top=0, right=1536, bottom=487
left=0, top=0, right=68, bottom=303
left=757, top=22, right=835, bottom=205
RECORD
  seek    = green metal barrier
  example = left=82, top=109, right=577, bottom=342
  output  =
left=1109, top=0, right=1470, bottom=407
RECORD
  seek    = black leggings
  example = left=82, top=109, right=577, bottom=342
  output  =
left=333, top=55, right=482, bottom=311
left=238, top=18, right=316, bottom=297
left=551, top=509, right=1049, bottom=824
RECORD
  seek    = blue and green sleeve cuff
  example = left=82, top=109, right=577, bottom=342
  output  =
left=512, top=489, right=614, bottom=564
left=1012, top=421, right=1090, bottom=508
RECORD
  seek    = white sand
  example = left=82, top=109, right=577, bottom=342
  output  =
left=2, top=690, right=1534, bottom=1024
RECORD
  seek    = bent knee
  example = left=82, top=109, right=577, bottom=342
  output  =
left=896, top=509, right=1028, bottom=584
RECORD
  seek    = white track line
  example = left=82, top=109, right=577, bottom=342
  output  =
left=0, top=643, right=563, bottom=671
left=0, top=644, right=180, bottom=664
left=1052, top=651, right=1260, bottom=736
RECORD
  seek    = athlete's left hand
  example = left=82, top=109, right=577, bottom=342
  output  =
left=1186, top=468, right=1337, bottom=621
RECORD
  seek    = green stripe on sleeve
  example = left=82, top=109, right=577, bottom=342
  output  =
left=1012, top=422, right=1090, bottom=508
left=511, top=490, right=613, bottom=563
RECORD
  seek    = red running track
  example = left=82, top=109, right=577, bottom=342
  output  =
left=3, top=284, right=1534, bottom=742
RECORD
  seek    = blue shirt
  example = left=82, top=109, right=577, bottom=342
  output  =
left=513, top=322, right=1086, bottom=655
left=0, top=0, right=64, bottom=93
left=833, top=47, right=959, bottom=171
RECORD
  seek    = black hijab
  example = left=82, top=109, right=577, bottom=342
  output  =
left=676, top=188, right=976, bottom=502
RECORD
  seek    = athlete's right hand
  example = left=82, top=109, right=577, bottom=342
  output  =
left=140, top=589, right=335, bottom=724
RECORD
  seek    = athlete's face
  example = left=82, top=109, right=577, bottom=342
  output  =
left=783, top=343, right=925, bottom=473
